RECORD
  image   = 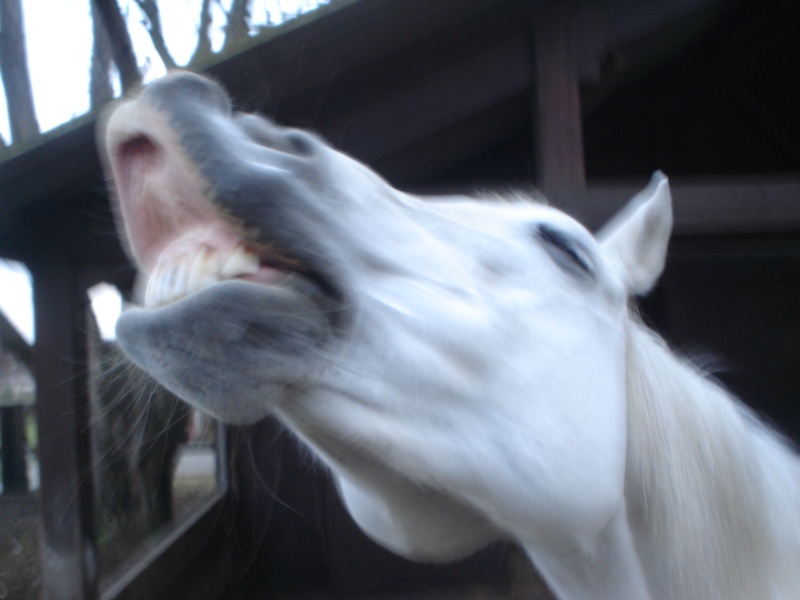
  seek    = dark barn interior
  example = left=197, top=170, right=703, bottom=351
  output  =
left=1, top=0, right=799, bottom=598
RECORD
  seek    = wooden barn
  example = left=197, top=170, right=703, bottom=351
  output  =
left=1, top=0, right=799, bottom=598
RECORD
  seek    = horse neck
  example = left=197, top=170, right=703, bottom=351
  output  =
left=624, top=320, right=800, bottom=600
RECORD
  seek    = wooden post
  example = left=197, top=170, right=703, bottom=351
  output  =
left=31, top=262, right=97, bottom=600
left=1, top=405, right=28, bottom=492
left=531, top=0, right=585, bottom=189
left=1, top=310, right=33, bottom=493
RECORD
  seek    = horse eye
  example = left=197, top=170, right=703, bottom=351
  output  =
left=537, top=224, right=595, bottom=278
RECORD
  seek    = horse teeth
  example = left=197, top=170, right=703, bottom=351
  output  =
left=143, top=243, right=261, bottom=308
left=186, top=246, right=220, bottom=296
left=143, top=264, right=162, bottom=308
left=168, top=261, right=189, bottom=302
left=221, top=245, right=259, bottom=278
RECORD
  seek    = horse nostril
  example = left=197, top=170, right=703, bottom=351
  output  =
left=119, top=135, right=159, bottom=166
left=285, top=131, right=315, bottom=156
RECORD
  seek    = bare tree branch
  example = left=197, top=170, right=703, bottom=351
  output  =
left=222, top=0, right=252, bottom=54
left=188, top=0, right=215, bottom=68
left=133, top=0, right=178, bottom=70
left=90, top=0, right=115, bottom=110
left=92, top=0, right=141, bottom=93
left=0, top=0, right=39, bottom=144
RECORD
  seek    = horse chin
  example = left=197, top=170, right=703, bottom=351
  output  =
left=114, top=278, right=337, bottom=424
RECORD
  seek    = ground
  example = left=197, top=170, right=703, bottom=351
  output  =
left=0, top=474, right=215, bottom=599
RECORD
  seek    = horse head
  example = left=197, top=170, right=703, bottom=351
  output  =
left=101, top=72, right=674, bottom=597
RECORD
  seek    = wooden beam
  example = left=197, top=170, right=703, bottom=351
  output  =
left=411, top=176, right=800, bottom=235
left=100, top=494, right=231, bottom=600
left=531, top=0, right=586, bottom=189
left=31, top=261, right=98, bottom=600
left=0, top=308, right=33, bottom=493
left=0, top=116, right=99, bottom=218
left=546, top=176, right=800, bottom=234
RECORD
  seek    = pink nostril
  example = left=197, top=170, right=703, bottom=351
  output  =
left=119, top=135, right=159, bottom=168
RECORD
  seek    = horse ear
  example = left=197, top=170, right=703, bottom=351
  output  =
left=597, top=171, right=673, bottom=296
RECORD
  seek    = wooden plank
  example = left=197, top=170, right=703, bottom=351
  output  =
left=319, top=33, right=532, bottom=162
left=0, top=191, right=129, bottom=265
left=208, top=0, right=515, bottom=114
left=31, top=261, right=97, bottom=600
left=376, top=94, right=531, bottom=184
left=100, top=493, right=231, bottom=600
left=0, top=115, right=99, bottom=217
left=530, top=0, right=586, bottom=188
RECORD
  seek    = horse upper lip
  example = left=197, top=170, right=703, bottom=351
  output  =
left=103, top=79, right=349, bottom=328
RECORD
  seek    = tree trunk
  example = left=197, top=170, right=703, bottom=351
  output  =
left=223, top=0, right=252, bottom=54
left=90, top=0, right=115, bottom=110
left=188, top=0, right=215, bottom=68
left=91, top=0, right=141, bottom=93
left=134, top=0, right=177, bottom=70
left=0, top=0, right=39, bottom=144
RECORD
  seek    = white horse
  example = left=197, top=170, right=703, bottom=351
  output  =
left=101, top=72, right=800, bottom=600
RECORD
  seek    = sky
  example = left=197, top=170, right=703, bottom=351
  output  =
left=0, top=0, right=323, bottom=343
left=1, top=0, right=327, bottom=139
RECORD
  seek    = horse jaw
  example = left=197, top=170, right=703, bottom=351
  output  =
left=597, top=172, right=672, bottom=296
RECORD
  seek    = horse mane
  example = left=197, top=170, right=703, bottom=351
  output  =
left=624, top=319, right=800, bottom=599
